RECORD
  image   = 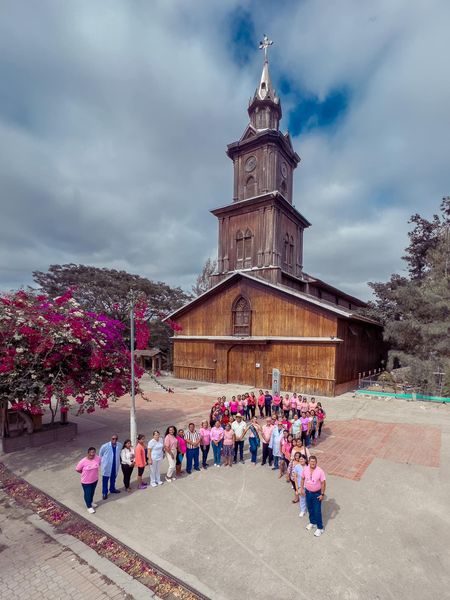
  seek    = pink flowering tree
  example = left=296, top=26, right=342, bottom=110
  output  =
left=0, top=290, right=147, bottom=430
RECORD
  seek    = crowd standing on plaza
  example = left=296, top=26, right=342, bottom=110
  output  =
left=75, top=390, right=328, bottom=536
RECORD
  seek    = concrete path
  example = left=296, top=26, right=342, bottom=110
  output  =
left=2, top=375, right=450, bottom=599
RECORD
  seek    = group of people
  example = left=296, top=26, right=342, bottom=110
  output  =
left=75, top=391, right=328, bottom=537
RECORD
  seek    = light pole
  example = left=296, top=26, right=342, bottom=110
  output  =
left=129, top=293, right=137, bottom=444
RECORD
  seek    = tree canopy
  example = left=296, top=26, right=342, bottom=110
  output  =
left=32, top=265, right=191, bottom=364
left=191, top=257, right=217, bottom=297
left=363, top=197, right=450, bottom=395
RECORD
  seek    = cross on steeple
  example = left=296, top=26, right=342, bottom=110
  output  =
left=259, top=34, right=273, bottom=62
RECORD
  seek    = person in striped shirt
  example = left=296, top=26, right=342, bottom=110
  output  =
left=184, top=423, right=201, bottom=474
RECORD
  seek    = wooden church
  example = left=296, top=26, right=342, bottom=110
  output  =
left=166, top=39, right=384, bottom=396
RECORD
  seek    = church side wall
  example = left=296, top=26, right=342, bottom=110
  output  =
left=335, top=320, right=385, bottom=385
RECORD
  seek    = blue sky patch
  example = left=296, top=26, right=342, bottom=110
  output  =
left=280, top=81, right=350, bottom=135
left=227, top=6, right=256, bottom=66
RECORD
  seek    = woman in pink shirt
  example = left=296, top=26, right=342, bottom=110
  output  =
left=75, top=447, right=101, bottom=514
left=199, top=420, right=211, bottom=469
left=295, top=395, right=303, bottom=418
left=229, top=397, right=239, bottom=415
left=290, top=393, right=298, bottom=419
left=210, top=420, right=224, bottom=466
left=272, top=393, right=281, bottom=415
left=222, top=424, right=235, bottom=467
left=258, top=389, right=265, bottom=418
left=282, top=394, right=291, bottom=418
left=300, top=397, right=309, bottom=414
left=176, top=429, right=187, bottom=476
left=309, top=397, right=318, bottom=412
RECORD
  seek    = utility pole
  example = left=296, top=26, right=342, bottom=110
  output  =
left=129, top=292, right=137, bottom=443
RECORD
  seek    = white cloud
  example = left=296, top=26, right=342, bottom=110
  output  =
left=0, top=0, right=449, bottom=300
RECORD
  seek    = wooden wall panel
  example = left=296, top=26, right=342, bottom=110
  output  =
left=173, top=340, right=216, bottom=383
left=335, top=320, right=386, bottom=384
left=174, top=278, right=338, bottom=338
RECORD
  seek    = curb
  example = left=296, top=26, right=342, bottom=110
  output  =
left=27, top=512, right=160, bottom=600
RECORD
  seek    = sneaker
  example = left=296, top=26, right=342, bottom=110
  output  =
left=87, top=507, right=95, bottom=514
left=157, top=481, right=164, bottom=486
left=102, top=494, right=107, bottom=500
left=314, top=529, right=324, bottom=537
left=240, top=460, right=245, bottom=464
left=194, top=468, right=201, bottom=472
left=299, top=511, right=305, bottom=518
left=165, top=477, right=172, bottom=482
left=138, top=484, right=147, bottom=490
left=110, top=489, right=121, bottom=494
left=306, top=523, right=315, bottom=531
left=150, top=483, right=158, bottom=488
left=91, top=503, right=98, bottom=508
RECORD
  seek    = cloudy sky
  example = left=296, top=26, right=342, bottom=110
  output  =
left=1, top=0, right=449, bottom=299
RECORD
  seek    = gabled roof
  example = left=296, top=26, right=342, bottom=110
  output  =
left=164, top=271, right=381, bottom=326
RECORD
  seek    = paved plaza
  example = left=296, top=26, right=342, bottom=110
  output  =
left=1, top=375, right=450, bottom=599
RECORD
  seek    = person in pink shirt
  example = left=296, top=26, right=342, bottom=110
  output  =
left=76, top=447, right=101, bottom=514
left=222, top=423, right=235, bottom=467
left=257, top=389, right=265, bottom=417
left=176, top=429, right=187, bottom=476
left=230, top=396, right=239, bottom=415
left=290, top=393, right=298, bottom=419
left=316, top=403, right=326, bottom=439
left=300, top=455, right=327, bottom=536
left=295, top=394, right=303, bottom=418
left=210, top=420, right=224, bottom=466
left=282, top=394, right=291, bottom=418
left=261, top=417, right=274, bottom=466
left=300, top=397, right=309, bottom=414
left=272, top=392, right=281, bottom=415
left=309, top=397, right=318, bottom=412
left=199, top=420, right=211, bottom=469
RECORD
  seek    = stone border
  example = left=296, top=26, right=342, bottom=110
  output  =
left=0, top=463, right=209, bottom=600
left=28, top=512, right=157, bottom=600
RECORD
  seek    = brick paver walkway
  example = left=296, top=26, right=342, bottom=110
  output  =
left=317, top=418, right=441, bottom=480
left=0, top=491, right=130, bottom=600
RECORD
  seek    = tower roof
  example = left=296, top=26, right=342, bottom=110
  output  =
left=248, top=35, right=282, bottom=129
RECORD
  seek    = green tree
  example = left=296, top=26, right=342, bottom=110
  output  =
left=363, top=198, right=450, bottom=395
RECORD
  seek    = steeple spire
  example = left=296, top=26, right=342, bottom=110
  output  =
left=248, top=34, right=282, bottom=130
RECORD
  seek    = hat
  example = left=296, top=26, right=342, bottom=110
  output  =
left=236, top=413, right=243, bottom=418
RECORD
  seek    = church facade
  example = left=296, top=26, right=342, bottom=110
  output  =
left=166, top=42, right=384, bottom=396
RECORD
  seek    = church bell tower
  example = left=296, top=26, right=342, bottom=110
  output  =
left=210, top=36, right=311, bottom=289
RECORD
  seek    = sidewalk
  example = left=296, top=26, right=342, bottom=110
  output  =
left=0, top=489, right=145, bottom=600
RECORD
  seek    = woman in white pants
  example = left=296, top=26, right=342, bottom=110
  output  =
left=164, top=425, right=178, bottom=481
left=148, top=430, right=164, bottom=487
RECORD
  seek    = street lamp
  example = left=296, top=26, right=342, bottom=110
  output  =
left=129, top=291, right=137, bottom=443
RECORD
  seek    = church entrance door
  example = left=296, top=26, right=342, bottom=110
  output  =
left=227, top=345, right=256, bottom=387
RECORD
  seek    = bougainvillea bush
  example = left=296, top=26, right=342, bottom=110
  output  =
left=0, top=290, right=146, bottom=422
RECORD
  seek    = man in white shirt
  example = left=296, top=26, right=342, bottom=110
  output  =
left=231, top=413, right=247, bottom=464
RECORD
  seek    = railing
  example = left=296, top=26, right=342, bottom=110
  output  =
left=173, top=365, right=216, bottom=383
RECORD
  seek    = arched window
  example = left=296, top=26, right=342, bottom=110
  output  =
left=283, top=234, right=289, bottom=264
left=289, top=236, right=294, bottom=267
left=244, top=228, right=253, bottom=268
left=232, top=296, right=251, bottom=336
left=244, top=175, right=257, bottom=199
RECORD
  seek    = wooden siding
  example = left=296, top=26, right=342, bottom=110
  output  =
left=174, top=278, right=338, bottom=339
left=173, top=340, right=216, bottom=383
left=335, top=320, right=385, bottom=384
left=173, top=338, right=337, bottom=396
